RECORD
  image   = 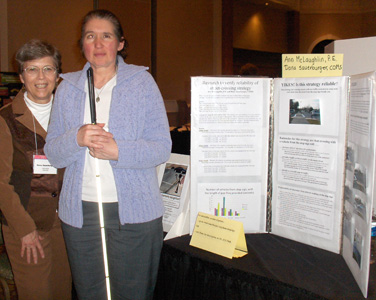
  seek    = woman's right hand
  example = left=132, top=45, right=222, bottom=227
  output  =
left=77, top=123, right=113, bottom=149
left=21, top=230, right=44, bottom=264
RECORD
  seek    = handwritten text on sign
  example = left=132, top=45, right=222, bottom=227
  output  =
left=282, top=54, right=343, bottom=78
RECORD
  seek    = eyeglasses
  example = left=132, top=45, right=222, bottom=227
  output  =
left=23, top=65, right=57, bottom=77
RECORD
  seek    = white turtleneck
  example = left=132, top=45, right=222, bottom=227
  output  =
left=23, top=92, right=53, bottom=131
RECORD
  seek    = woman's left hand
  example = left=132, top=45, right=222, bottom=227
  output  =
left=89, top=137, right=119, bottom=161
left=21, top=230, right=45, bottom=264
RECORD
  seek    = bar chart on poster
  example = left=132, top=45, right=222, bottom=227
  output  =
left=198, top=182, right=261, bottom=229
left=213, top=197, right=242, bottom=217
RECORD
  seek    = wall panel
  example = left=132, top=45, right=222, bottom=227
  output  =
left=157, top=1, right=215, bottom=102
left=7, top=0, right=92, bottom=72
left=99, top=0, right=151, bottom=68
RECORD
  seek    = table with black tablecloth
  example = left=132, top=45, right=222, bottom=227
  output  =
left=154, top=234, right=375, bottom=300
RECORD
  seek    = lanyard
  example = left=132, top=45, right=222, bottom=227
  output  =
left=31, top=114, right=39, bottom=154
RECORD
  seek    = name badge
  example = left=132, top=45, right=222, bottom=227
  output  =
left=33, top=155, right=57, bottom=174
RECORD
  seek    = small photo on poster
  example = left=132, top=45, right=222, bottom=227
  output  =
left=353, top=228, right=363, bottom=268
left=160, top=163, right=187, bottom=197
left=353, top=163, right=367, bottom=194
left=344, top=182, right=354, bottom=205
left=289, top=98, right=321, bottom=125
left=353, top=193, right=367, bottom=221
left=343, top=204, right=353, bottom=241
left=346, top=144, right=355, bottom=172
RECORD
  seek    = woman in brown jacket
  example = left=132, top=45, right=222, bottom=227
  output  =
left=0, top=40, right=71, bottom=300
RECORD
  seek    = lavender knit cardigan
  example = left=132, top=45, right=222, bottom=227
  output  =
left=45, top=58, right=171, bottom=228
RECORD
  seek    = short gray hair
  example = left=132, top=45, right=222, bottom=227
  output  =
left=15, top=39, right=62, bottom=74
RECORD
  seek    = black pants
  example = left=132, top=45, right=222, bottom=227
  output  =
left=62, top=201, right=163, bottom=300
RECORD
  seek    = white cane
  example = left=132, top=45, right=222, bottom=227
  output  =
left=87, top=67, right=112, bottom=300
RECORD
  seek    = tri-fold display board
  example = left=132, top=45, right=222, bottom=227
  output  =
left=189, top=73, right=376, bottom=298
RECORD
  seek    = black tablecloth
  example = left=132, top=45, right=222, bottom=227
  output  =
left=154, top=234, right=375, bottom=300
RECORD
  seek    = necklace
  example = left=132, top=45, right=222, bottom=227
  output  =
left=95, top=85, right=106, bottom=103
left=94, top=70, right=117, bottom=103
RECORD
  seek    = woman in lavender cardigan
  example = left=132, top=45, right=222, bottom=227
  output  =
left=44, top=9, right=171, bottom=300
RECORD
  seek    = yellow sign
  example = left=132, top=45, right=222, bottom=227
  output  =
left=189, top=212, right=248, bottom=259
left=282, top=54, right=344, bottom=78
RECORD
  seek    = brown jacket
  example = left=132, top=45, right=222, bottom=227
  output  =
left=0, top=91, right=62, bottom=239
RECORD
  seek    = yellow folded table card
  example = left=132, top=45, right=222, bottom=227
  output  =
left=282, top=54, right=343, bottom=78
left=189, top=212, right=248, bottom=259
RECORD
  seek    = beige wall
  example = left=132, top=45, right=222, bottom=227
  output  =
left=99, top=0, right=151, bottom=68
left=232, top=2, right=376, bottom=56
left=2, top=0, right=376, bottom=103
left=1, top=0, right=218, bottom=103
left=7, top=0, right=91, bottom=72
left=361, top=11, right=376, bottom=38
left=233, top=3, right=288, bottom=53
left=299, top=13, right=363, bottom=53
left=156, top=1, right=217, bottom=102
left=4, top=0, right=151, bottom=73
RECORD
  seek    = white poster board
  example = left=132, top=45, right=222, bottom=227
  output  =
left=325, top=36, right=376, bottom=76
left=190, top=77, right=271, bottom=234
left=190, top=75, right=373, bottom=297
left=342, top=71, right=376, bottom=298
left=271, top=76, right=349, bottom=254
